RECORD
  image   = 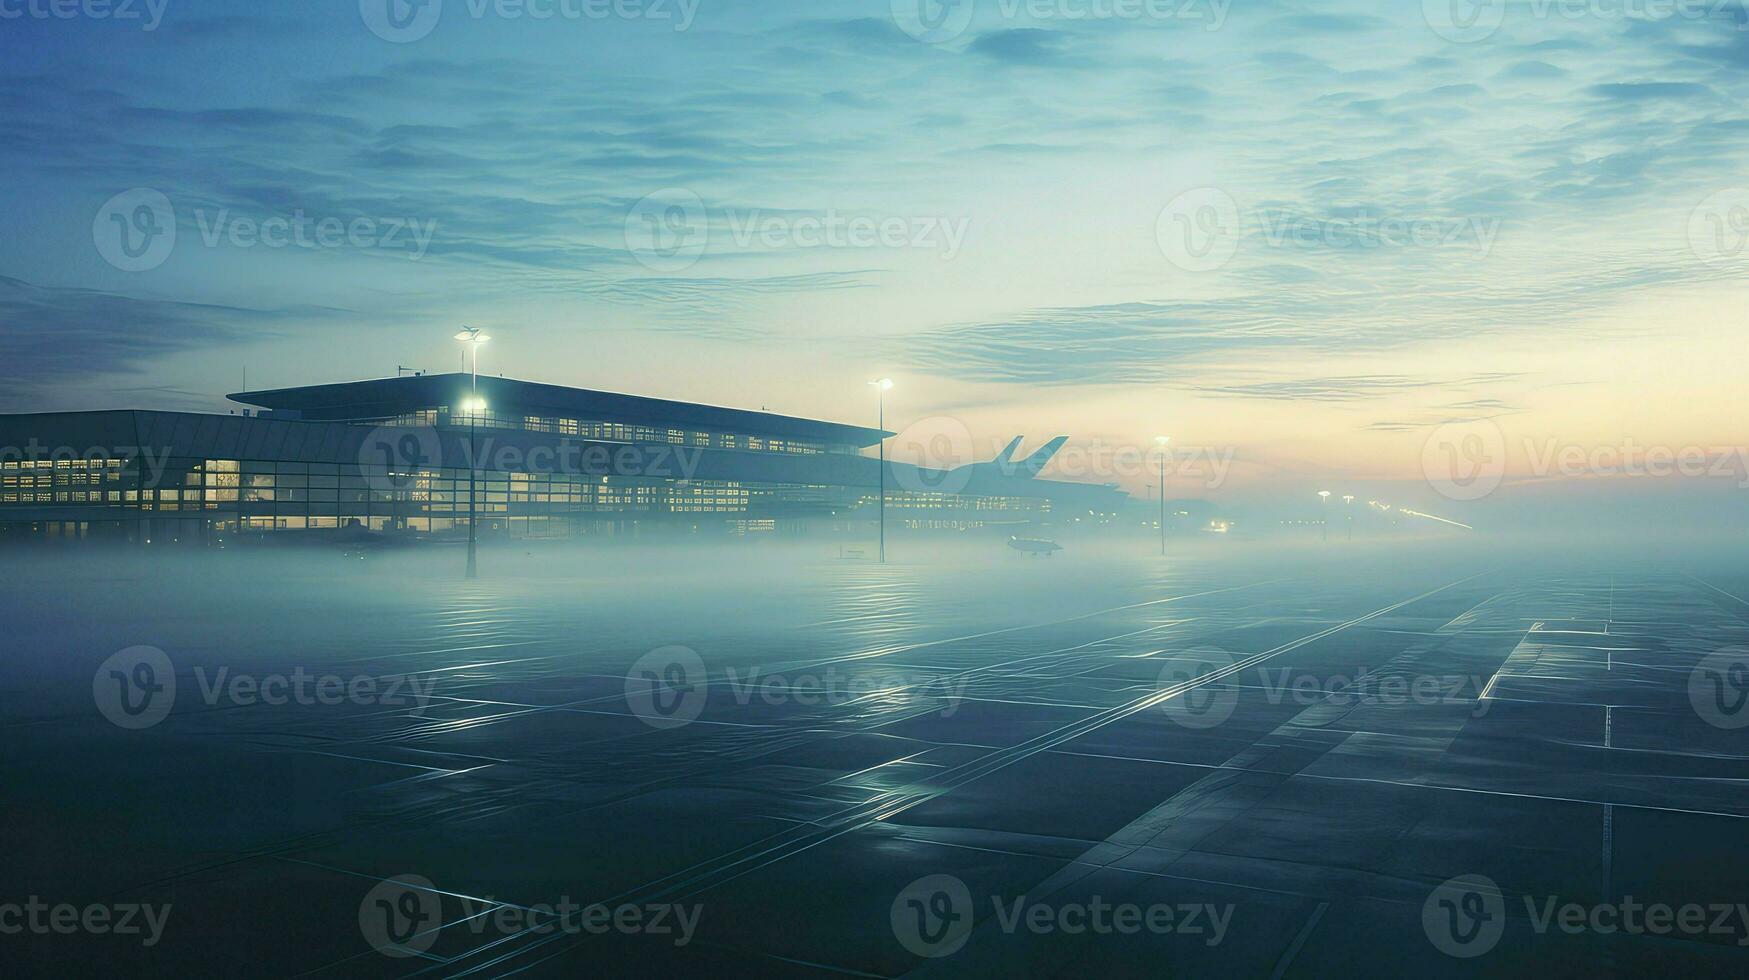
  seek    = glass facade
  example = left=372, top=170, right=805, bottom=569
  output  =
left=0, top=450, right=1054, bottom=542
left=387, top=405, right=856, bottom=456
left=1, top=457, right=132, bottom=505
left=0, top=388, right=1121, bottom=543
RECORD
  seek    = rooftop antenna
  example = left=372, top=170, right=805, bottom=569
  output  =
left=397, top=365, right=425, bottom=377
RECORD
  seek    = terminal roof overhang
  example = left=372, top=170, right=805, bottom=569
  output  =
left=227, top=374, right=891, bottom=448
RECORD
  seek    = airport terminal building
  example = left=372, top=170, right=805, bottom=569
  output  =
left=0, top=374, right=1126, bottom=543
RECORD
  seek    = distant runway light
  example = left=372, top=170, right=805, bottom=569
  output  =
left=1397, top=508, right=1473, bottom=530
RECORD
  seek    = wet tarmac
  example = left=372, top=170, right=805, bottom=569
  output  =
left=4, top=541, right=1748, bottom=977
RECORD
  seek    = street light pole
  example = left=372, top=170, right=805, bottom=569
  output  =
left=870, top=379, right=893, bottom=563
left=455, top=327, right=491, bottom=579
left=1318, top=490, right=1331, bottom=544
left=467, top=369, right=478, bottom=580
left=1154, top=436, right=1170, bottom=556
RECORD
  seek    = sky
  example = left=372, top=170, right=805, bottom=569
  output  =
left=3, top=0, right=1748, bottom=518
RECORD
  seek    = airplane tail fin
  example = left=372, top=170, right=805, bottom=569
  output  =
left=1018, top=436, right=1068, bottom=477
